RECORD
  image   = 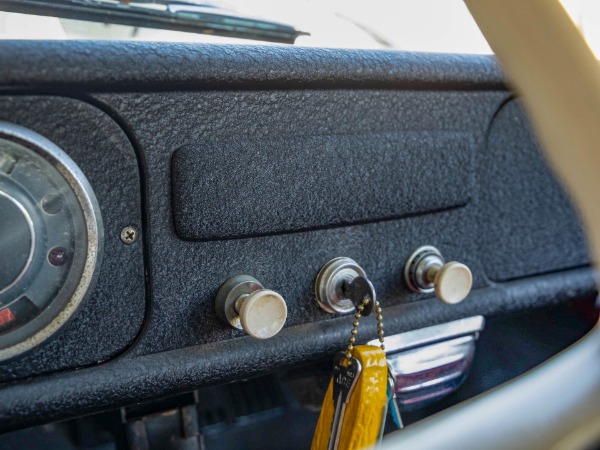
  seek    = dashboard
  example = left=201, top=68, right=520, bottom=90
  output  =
left=0, top=40, right=594, bottom=433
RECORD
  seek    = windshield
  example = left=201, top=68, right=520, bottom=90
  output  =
left=0, top=0, right=598, bottom=55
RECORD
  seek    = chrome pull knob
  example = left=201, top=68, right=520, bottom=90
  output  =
left=215, top=275, right=287, bottom=339
left=404, top=246, right=472, bottom=304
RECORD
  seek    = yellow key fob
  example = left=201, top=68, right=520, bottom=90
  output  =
left=311, top=345, right=388, bottom=450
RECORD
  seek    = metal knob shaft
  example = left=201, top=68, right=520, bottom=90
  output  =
left=404, top=246, right=472, bottom=304
left=215, top=275, right=287, bottom=339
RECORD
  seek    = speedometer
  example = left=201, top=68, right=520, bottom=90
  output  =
left=0, top=122, right=102, bottom=361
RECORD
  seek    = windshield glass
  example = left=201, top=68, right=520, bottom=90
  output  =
left=0, top=0, right=598, bottom=55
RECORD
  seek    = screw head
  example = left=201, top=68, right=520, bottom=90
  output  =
left=48, top=247, right=68, bottom=266
left=120, top=226, right=138, bottom=244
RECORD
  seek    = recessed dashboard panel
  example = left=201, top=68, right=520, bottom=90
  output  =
left=0, top=122, right=102, bottom=361
left=172, top=132, right=474, bottom=241
left=0, top=96, right=146, bottom=382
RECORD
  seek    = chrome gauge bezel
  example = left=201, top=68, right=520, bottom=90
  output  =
left=0, top=122, right=103, bottom=361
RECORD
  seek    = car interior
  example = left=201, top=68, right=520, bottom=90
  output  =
left=0, top=1, right=599, bottom=449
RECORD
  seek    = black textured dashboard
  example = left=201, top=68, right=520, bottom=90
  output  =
left=0, top=96, right=146, bottom=381
left=0, top=41, right=593, bottom=432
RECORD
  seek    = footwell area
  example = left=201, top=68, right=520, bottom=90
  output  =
left=0, top=297, right=596, bottom=450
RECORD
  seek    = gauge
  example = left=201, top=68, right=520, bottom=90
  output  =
left=0, top=122, right=102, bottom=361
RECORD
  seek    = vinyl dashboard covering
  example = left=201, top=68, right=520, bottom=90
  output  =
left=172, top=132, right=474, bottom=241
left=0, top=41, right=593, bottom=431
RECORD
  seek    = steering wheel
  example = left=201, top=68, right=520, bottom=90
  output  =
left=383, top=1, right=600, bottom=448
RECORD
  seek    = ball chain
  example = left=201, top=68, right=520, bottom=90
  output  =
left=344, top=296, right=385, bottom=360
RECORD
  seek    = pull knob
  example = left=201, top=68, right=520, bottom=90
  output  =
left=404, top=246, right=472, bottom=304
left=215, top=275, right=287, bottom=339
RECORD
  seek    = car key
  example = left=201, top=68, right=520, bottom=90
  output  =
left=312, top=278, right=386, bottom=450
left=328, top=352, right=362, bottom=450
left=343, top=275, right=376, bottom=316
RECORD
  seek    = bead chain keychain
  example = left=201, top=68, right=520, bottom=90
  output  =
left=344, top=296, right=385, bottom=359
left=311, top=278, right=401, bottom=450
